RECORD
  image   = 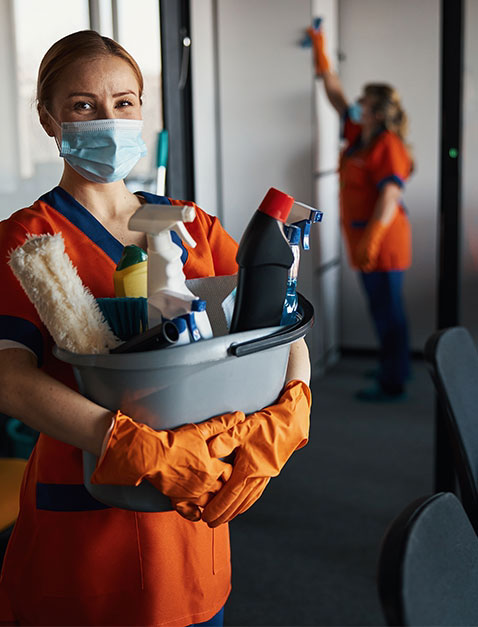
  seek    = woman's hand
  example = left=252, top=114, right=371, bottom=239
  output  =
left=91, top=409, right=248, bottom=515
left=307, top=25, right=331, bottom=75
left=200, top=379, right=312, bottom=527
left=355, top=182, right=401, bottom=272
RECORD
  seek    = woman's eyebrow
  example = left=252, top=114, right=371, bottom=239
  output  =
left=66, top=90, right=138, bottom=98
left=66, top=91, right=96, bottom=99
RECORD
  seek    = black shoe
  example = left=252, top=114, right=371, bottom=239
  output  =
left=355, top=383, right=407, bottom=403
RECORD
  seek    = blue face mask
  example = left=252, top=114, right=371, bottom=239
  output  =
left=50, top=116, right=147, bottom=184
left=348, top=101, right=363, bottom=124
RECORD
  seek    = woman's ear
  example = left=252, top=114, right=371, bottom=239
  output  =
left=38, top=105, right=56, bottom=137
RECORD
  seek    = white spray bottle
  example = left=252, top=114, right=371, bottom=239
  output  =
left=128, top=204, right=212, bottom=340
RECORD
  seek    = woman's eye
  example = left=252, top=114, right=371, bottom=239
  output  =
left=116, top=99, right=134, bottom=108
left=73, top=101, right=93, bottom=111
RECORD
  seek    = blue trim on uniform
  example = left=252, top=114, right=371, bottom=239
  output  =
left=350, top=220, right=368, bottom=229
left=135, top=191, right=171, bottom=206
left=344, top=136, right=363, bottom=157
left=135, top=191, right=189, bottom=265
left=0, top=315, right=43, bottom=364
left=377, top=174, right=404, bottom=190
left=36, top=483, right=111, bottom=511
left=340, top=109, right=350, bottom=140
left=40, top=187, right=124, bottom=265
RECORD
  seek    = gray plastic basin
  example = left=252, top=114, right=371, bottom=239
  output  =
left=54, top=325, right=291, bottom=512
left=53, top=287, right=314, bottom=513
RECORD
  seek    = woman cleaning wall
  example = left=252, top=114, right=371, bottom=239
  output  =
left=308, top=21, right=414, bottom=402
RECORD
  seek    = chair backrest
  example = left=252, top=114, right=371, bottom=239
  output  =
left=424, top=326, right=478, bottom=531
left=378, top=492, right=478, bottom=626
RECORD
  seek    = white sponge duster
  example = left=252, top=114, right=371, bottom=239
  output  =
left=8, top=233, right=120, bottom=354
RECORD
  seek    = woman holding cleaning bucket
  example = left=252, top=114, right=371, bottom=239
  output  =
left=0, top=30, right=311, bottom=626
left=308, top=22, right=413, bottom=402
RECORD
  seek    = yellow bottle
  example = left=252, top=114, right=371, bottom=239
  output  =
left=113, top=245, right=148, bottom=297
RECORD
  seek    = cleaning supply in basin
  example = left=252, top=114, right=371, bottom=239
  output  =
left=281, top=201, right=324, bottom=325
left=158, top=291, right=213, bottom=343
left=110, top=319, right=179, bottom=353
left=173, top=299, right=213, bottom=343
left=128, top=204, right=199, bottom=326
left=8, top=233, right=120, bottom=354
left=280, top=225, right=301, bottom=325
left=113, top=244, right=148, bottom=298
left=229, top=187, right=295, bottom=333
left=96, top=296, right=148, bottom=341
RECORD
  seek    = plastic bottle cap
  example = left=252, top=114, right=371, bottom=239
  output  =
left=258, top=188, right=294, bottom=223
left=116, top=244, right=148, bottom=270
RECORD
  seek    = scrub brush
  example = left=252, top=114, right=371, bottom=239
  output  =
left=96, top=296, right=148, bottom=341
left=8, top=233, right=120, bottom=354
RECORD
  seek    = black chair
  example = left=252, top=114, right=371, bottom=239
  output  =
left=424, top=326, right=478, bottom=532
left=378, top=492, right=478, bottom=626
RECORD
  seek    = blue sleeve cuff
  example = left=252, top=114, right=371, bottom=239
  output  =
left=0, top=316, right=43, bottom=364
left=377, top=175, right=405, bottom=190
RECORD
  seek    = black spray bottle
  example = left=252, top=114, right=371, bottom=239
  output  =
left=230, top=188, right=295, bottom=333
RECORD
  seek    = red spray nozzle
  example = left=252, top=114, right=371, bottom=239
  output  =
left=258, top=188, right=294, bottom=223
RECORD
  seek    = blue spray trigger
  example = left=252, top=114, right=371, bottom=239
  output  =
left=283, top=224, right=301, bottom=245
left=291, top=220, right=311, bottom=250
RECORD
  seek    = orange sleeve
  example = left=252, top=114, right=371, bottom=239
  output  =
left=369, top=132, right=411, bottom=190
left=206, top=215, right=238, bottom=276
left=342, top=112, right=362, bottom=146
left=170, top=199, right=238, bottom=276
left=0, top=216, right=50, bottom=362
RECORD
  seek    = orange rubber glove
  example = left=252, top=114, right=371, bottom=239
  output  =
left=355, top=221, right=388, bottom=272
left=91, top=410, right=248, bottom=515
left=200, top=380, right=311, bottom=528
left=307, top=26, right=331, bottom=75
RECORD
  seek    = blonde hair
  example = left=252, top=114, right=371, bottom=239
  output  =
left=36, top=30, right=144, bottom=114
left=363, top=83, right=414, bottom=168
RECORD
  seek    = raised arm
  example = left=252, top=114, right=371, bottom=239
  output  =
left=307, top=25, right=348, bottom=117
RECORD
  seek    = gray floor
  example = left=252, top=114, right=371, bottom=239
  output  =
left=225, top=355, right=436, bottom=627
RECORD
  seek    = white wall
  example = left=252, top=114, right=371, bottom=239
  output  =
left=192, top=0, right=316, bottom=232
left=338, top=0, right=441, bottom=352
left=192, top=0, right=336, bottom=372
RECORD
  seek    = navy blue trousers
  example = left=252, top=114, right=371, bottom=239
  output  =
left=359, top=271, right=410, bottom=390
left=190, top=606, right=224, bottom=627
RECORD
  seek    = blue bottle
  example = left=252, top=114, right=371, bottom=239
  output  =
left=280, top=225, right=301, bottom=325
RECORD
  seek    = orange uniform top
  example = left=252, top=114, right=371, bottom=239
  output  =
left=0, top=187, right=238, bottom=627
left=340, top=116, right=412, bottom=271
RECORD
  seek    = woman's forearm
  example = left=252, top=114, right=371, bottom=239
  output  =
left=321, top=70, right=348, bottom=117
left=285, top=338, right=311, bottom=386
left=372, top=182, right=402, bottom=226
left=0, top=348, right=114, bottom=456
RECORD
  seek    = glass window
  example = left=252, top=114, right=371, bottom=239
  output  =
left=116, top=0, right=163, bottom=189
left=13, top=0, right=90, bottom=177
